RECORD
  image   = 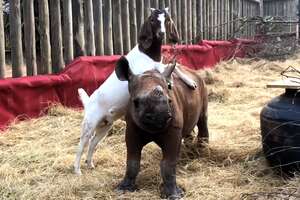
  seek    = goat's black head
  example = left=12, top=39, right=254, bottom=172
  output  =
left=138, top=8, right=180, bottom=50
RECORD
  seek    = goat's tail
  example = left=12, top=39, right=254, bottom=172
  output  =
left=78, top=88, right=89, bottom=108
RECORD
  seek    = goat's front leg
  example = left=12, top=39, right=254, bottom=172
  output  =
left=85, top=123, right=112, bottom=169
left=174, top=67, right=197, bottom=89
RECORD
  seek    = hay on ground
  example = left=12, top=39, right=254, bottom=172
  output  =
left=1, top=55, right=300, bottom=200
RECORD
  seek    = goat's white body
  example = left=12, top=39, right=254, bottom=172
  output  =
left=74, top=45, right=167, bottom=175
left=80, top=45, right=165, bottom=123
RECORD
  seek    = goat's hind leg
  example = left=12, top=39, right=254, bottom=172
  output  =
left=74, top=119, right=97, bottom=175
left=85, top=123, right=113, bottom=169
left=174, top=67, right=197, bottom=89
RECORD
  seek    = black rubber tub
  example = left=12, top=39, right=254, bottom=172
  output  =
left=261, top=89, right=300, bottom=175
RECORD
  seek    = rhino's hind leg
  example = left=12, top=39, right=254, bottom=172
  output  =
left=197, top=112, right=209, bottom=147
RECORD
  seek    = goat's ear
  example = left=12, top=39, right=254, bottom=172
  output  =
left=115, top=56, right=131, bottom=81
left=165, top=7, right=169, bottom=14
left=138, top=20, right=153, bottom=50
left=150, top=8, right=155, bottom=13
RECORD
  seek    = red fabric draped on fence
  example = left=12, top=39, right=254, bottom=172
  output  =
left=0, top=40, right=254, bottom=130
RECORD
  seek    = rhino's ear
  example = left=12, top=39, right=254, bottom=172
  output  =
left=163, top=61, right=176, bottom=78
left=115, top=56, right=132, bottom=81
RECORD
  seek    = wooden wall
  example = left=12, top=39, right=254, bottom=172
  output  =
left=264, top=0, right=298, bottom=35
left=0, top=0, right=268, bottom=78
left=264, top=0, right=298, bottom=20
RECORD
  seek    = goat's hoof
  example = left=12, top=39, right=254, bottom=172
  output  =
left=74, top=168, right=82, bottom=176
left=188, top=82, right=197, bottom=90
left=85, top=160, right=95, bottom=169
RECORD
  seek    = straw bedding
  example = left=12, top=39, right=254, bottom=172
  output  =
left=1, top=56, right=300, bottom=200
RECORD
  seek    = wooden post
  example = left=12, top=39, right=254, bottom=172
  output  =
left=84, top=0, right=95, bottom=56
left=112, top=0, right=123, bottom=54
left=171, top=0, right=177, bottom=26
left=103, top=0, right=113, bottom=55
left=0, top=0, right=4, bottom=78
left=129, top=0, right=137, bottom=47
left=208, top=0, right=211, bottom=40
left=223, top=0, right=227, bottom=40
left=151, top=0, right=159, bottom=8
left=72, top=0, right=85, bottom=57
left=122, top=0, right=131, bottom=53
left=136, top=0, right=144, bottom=32
left=238, top=0, right=241, bottom=38
left=217, top=0, right=220, bottom=39
left=192, top=0, right=197, bottom=42
left=259, top=0, right=264, bottom=17
left=203, top=0, right=207, bottom=39
left=50, top=0, right=64, bottom=73
left=165, top=0, right=170, bottom=8
left=177, top=0, right=182, bottom=40
left=187, top=0, right=192, bottom=43
left=63, top=0, right=74, bottom=64
left=38, top=0, right=51, bottom=74
left=214, top=0, right=218, bottom=39
left=196, top=0, right=202, bottom=40
left=93, top=0, right=104, bottom=55
left=24, top=0, right=37, bottom=76
left=144, top=0, right=151, bottom=19
left=296, top=23, right=299, bottom=42
left=181, top=0, right=187, bottom=44
left=10, top=0, right=23, bottom=77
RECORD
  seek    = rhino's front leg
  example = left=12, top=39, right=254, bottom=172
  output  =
left=116, top=123, right=144, bottom=193
left=159, top=130, right=184, bottom=200
left=160, top=160, right=184, bottom=200
left=116, top=159, right=140, bottom=192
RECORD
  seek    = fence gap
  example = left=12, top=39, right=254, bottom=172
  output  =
left=72, top=0, right=85, bottom=57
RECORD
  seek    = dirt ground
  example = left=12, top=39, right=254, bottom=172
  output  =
left=1, top=56, right=300, bottom=200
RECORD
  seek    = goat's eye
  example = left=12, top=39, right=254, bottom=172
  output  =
left=168, top=98, right=172, bottom=104
left=133, top=98, right=140, bottom=108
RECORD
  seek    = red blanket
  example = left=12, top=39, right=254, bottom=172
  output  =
left=0, top=40, right=252, bottom=130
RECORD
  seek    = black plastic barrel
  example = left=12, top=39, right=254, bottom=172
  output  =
left=261, top=89, right=300, bottom=174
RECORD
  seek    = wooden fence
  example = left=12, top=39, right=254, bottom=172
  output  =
left=264, top=0, right=298, bottom=20
left=0, top=0, right=284, bottom=79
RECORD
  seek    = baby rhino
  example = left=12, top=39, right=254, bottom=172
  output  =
left=115, top=58, right=209, bottom=200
